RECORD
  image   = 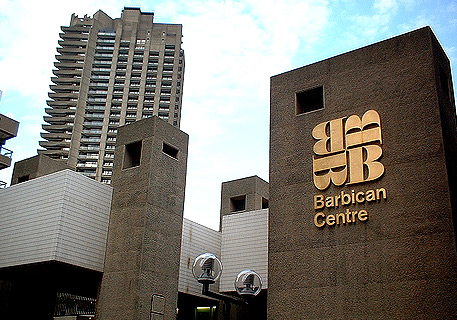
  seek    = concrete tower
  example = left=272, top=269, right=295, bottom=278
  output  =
left=269, top=27, right=457, bottom=319
left=39, top=7, right=184, bottom=184
left=96, top=116, right=188, bottom=319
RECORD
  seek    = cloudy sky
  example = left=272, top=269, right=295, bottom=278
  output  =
left=1, top=0, right=456, bottom=230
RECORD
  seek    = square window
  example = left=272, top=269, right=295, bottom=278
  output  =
left=123, top=140, right=142, bottom=169
left=296, top=86, right=324, bottom=115
left=162, top=142, right=178, bottom=159
left=230, top=195, right=246, bottom=212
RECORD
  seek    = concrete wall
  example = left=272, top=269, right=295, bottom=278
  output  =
left=269, top=27, right=457, bottom=319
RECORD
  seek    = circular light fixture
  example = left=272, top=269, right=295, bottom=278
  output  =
left=234, top=269, right=262, bottom=296
left=192, top=253, right=223, bottom=284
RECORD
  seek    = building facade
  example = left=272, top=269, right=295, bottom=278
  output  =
left=269, top=26, right=457, bottom=319
left=39, top=7, right=184, bottom=184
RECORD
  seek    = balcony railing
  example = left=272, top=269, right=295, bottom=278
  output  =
left=0, top=146, right=13, bottom=158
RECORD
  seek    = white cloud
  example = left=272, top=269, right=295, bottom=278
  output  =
left=374, top=0, right=398, bottom=14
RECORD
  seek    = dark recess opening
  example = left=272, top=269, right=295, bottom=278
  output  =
left=230, top=195, right=246, bottom=212
left=296, top=86, right=324, bottom=115
left=123, top=140, right=142, bottom=169
left=18, top=175, right=30, bottom=183
left=262, top=197, right=269, bottom=209
left=162, top=142, right=178, bottom=159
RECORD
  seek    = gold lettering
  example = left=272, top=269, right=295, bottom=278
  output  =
left=312, top=118, right=345, bottom=155
left=341, top=191, right=351, bottom=205
left=356, top=191, right=365, bottom=203
left=345, top=209, right=352, bottom=223
left=326, top=214, right=335, bottom=226
left=351, top=210, right=357, bottom=222
left=314, top=195, right=325, bottom=209
left=376, top=187, right=387, bottom=200
left=336, top=212, right=346, bottom=225
left=314, top=212, right=326, bottom=227
left=312, top=110, right=384, bottom=190
left=365, top=190, right=375, bottom=201
left=325, top=196, right=334, bottom=208
left=358, top=210, right=368, bottom=221
left=313, top=152, right=347, bottom=190
left=335, top=195, right=340, bottom=207
left=345, top=110, right=382, bottom=148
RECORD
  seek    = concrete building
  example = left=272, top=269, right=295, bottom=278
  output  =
left=39, top=7, right=184, bottom=184
left=2, top=22, right=456, bottom=320
left=0, top=152, right=268, bottom=320
left=269, top=26, right=457, bottom=319
left=0, top=110, right=19, bottom=188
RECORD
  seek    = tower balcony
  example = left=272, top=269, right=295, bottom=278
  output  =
left=38, top=149, right=69, bottom=157
left=48, top=92, right=78, bottom=99
left=59, top=32, right=88, bottom=40
left=50, top=84, right=80, bottom=92
left=61, top=26, right=88, bottom=33
left=53, top=69, right=82, bottom=77
left=0, top=146, right=13, bottom=170
left=39, top=140, right=71, bottom=149
left=47, top=100, right=77, bottom=107
left=43, top=116, right=74, bottom=125
left=56, top=54, right=85, bottom=62
left=58, top=40, right=87, bottom=48
left=57, top=46, right=85, bottom=54
left=40, top=132, right=72, bottom=140
left=42, top=124, right=74, bottom=132
left=54, top=61, right=84, bottom=69
left=51, top=77, right=81, bottom=85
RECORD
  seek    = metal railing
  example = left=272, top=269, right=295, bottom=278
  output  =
left=54, top=292, right=96, bottom=316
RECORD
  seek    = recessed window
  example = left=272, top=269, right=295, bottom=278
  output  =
left=162, top=142, right=178, bottom=159
left=123, top=140, right=142, bottom=169
left=296, top=86, right=324, bottom=115
left=230, top=195, right=246, bottom=212
left=262, top=197, right=269, bottom=209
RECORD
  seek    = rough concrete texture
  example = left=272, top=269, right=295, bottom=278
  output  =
left=269, top=27, right=457, bottom=319
left=96, top=116, right=188, bottom=320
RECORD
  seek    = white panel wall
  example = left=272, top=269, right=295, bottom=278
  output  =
left=0, top=169, right=112, bottom=272
left=178, top=218, right=221, bottom=296
left=220, top=209, right=268, bottom=292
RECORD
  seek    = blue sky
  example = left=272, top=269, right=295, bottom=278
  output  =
left=0, top=0, right=456, bottom=230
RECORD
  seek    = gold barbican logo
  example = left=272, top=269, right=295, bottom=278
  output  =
left=312, top=109, right=384, bottom=190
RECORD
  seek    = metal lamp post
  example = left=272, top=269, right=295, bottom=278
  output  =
left=192, top=253, right=262, bottom=320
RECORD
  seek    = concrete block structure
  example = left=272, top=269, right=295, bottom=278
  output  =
left=269, top=27, right=457, bottom=319
left=96, top=116, right=189, bottom=319
left=220, top=176, right=268, bottom=229
left=11, top=154, right=72, bottom=185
